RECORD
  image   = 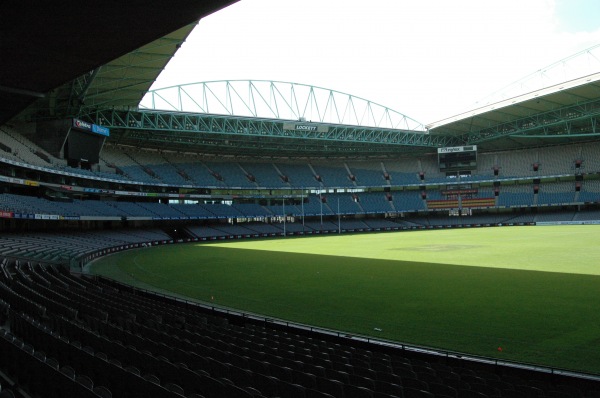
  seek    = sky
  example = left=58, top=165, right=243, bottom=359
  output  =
left=149, top=0, right=600, bottom=125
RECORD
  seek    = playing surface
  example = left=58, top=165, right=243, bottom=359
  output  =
left=90, top=225, right=600, bottom=374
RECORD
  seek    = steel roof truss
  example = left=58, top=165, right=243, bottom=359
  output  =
left=87, top=109, right=455, bottom=154
left=461, top=97, right=600, bottom=144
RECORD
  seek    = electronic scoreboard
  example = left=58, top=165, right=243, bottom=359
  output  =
left=437, top=145, right=477, bottom=173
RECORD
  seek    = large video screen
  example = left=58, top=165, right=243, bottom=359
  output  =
left=64, top=130, right=103, bottom=164
left=438, top=145, right=477, bottom=172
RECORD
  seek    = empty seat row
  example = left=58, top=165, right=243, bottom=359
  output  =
left=0, top=263, right=597, bottom=398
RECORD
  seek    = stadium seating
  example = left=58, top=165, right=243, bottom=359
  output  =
left=267, top=203, right=303, bottom=218
left=169, top=203, right=217, bottom=219
left=3, top=127, right=600, bottom=192
left=205, top=161, right=257, bottom=188
left=339, top=219, right=370, bottom=231
left=302, top=197, right=335, bottom=217
left=537, top=145, right=581, bottom=175
left=233, top=203, right=272, bottom=218
left=581, top=143, right=600, bottom=172
left=243, top=222, right=283, bottom=235
left=472, top=152, right=496, bottom=179
left=498, top=148, right=539, bottom=178
left=241, top=162, right=289, bottom=188
left=311, top=162, right=356, bottom=188
left=304, top=220, right=339, bottom=232
left=578, top=180, right=600, bottom=203
left=393, top=191, right=426, bottom=212
left=496, top=185, right=534, bottom=207
left=0, top=262, right=598, bottom=398
left=361, top=219, right=400, bottom=230
left=331, top=195, right=364, bottom=215
left=537, top=182, right=576, bottom=206
left=0, top=181, right=598, bottom=230
left=276, top=162, right=320, bottom=188
left=0, top=229, right=172, bottom=264
left=202, top=203, right=245, bottom=219
left=100, top=147, right=158, bottom=184
left=186, top=225, right=230, bottom=239
left=347, top=162, right=388, bottom=187
left=381, top=159, right=421, bottom=185
left=359, top=193, right=394, bottom=214
left=0, top=126, right=58, bottom=168
left=573, top=209, right=600, bottom=221
left=163, top=156, right=228, bottom=188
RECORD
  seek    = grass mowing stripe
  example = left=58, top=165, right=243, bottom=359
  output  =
left=204, top=225, right=600, bottom=275
left=89, top=226, right=600, bottom=374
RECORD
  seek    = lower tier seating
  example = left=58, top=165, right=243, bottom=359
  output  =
left=0, top=262, right=598, bottom=398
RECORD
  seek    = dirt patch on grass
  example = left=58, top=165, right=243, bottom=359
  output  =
left=394, top=244, right=483, bottom=252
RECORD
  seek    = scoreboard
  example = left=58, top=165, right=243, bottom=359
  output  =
left=437, top=145, right=477, bottom=173
left=64, top=118, right=110, bottom=167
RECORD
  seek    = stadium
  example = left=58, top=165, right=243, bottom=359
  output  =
left=1, top=1, right=600, bottom=397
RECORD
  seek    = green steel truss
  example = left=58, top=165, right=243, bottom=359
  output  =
left=141, top=80, right=426, bottom=131
left=458, top=97, right=600, bottom=145
left=72, top=77, right=600, bottom=156
left=81, top=108, right=457, bottom=157
left=80, top=96, right=600, bottom=156
left=76, top=80, right=459, bottom=157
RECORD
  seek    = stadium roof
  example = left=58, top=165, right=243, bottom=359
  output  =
left=2, top=1, right=599, bottom=157
left=428, top=72, right=600, bottom=151
left=0, top=0, right=238, bottom=124
left=92, top=71, right=600, bottom=157
left=428, top=72, right=600, bottom=133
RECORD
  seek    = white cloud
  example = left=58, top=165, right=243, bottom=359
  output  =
left=150, top=0, right=600, bottom=125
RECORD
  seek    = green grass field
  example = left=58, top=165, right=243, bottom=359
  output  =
left=89, top=225, right=600, bottom=374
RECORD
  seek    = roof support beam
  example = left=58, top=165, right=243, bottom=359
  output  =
left=458, top=97, right=600, bottom=144
left=79, top=108, right=459, bottom=157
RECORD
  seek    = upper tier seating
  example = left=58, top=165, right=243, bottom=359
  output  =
left=204, top=161, right=256, bottom=188
left=382, top=158, right=421, bottom=185
left=240, top=163, right=288, bottom=188
left=180, top=162, right=228, bottom=187
left=275, top=163, right=319, bottom=188
left=3, top=127, right=600, bottom=189
left=0, top=126, right=58, bottom=168
left=311, top=163, right=356, bottom=188
left=346, top=161, right=387, bottom=187
left=418, top=155, right=447, bottom=183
